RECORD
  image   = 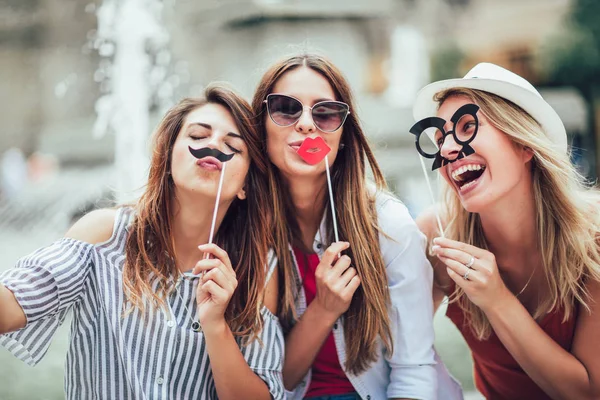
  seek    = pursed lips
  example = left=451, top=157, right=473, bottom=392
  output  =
left=288, top=140, right=303, bottom=151
left=289, top=140, right=326, bottom=151
left=196, top=156, right=223, bottom=171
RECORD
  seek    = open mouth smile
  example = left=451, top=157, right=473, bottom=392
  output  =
left=451, top=163, right=486, bottom=192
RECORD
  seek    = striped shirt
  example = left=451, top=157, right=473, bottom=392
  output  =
left=0, top=207, right=284, bottom=400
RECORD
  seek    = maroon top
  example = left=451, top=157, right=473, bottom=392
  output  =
left=447, top=299, right=578, bottom=399
left=293, top=247, right=355, bottom=397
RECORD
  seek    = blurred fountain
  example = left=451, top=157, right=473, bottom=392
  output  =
left=91, top=0, right=172, bottom=202
left=385, top=26, right=430, bottom=108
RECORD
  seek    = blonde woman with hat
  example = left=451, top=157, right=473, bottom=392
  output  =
left=413, top=63, right=600, bottom=399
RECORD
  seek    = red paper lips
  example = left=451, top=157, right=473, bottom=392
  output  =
left=297, top=136, right=331, bottom=165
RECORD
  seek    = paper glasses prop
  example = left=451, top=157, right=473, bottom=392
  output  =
left=296, top=137, right=341, bottom=243
left=410, top=103, right=480, bottom=170
left=408, top=103, right=481, bottom=237
left=188, top=146, right=235, bottom=259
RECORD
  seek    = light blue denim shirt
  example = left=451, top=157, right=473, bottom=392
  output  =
left=286, top=192, right=462, bottom=400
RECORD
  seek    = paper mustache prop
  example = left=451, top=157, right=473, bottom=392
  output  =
left=188, top=146, right=235, bottom=265
left=188, top=146, right=235, bottom=162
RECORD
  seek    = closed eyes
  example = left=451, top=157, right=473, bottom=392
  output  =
left=189, top=135, right=241, bottom=154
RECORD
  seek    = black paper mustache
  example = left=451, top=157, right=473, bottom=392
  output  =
left=188, top=146, right=235, bottom=162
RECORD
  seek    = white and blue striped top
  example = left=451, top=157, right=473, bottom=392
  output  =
left=0, top=207, right=285, bottom=399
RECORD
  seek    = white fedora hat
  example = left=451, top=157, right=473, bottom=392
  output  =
left=413, top=62, right=568, bottom=153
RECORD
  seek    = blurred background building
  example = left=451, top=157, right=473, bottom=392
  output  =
left=0, top=0, right=598, bottom=398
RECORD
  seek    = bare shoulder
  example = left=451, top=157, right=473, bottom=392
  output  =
left=64, top=208, right=117, bottom=245
left=416, top=205, right=446, bottom=241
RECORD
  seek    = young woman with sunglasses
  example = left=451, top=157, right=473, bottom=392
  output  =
left=0, top=86, right=284, bottom=400
left=415, top=63, right=600, bottom=399
left=252, top=54, right=462, bottom=400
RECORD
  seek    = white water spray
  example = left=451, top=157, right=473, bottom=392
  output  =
left=92, top=0, right=171, bottom=202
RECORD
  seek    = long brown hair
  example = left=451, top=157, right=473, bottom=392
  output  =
left=123, top=84, right=272, bottom=339
left=252, top=54, right=392, bottom=374
left=437, top=88, right=600, bottom=339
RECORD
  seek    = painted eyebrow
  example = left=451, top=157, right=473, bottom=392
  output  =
left=188, top=123, right=241, bottom=138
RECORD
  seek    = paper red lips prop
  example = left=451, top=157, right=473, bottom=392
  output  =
left=297, top=136, right=331, bottom=165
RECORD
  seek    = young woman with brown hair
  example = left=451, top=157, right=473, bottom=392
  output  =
left=0, top=85, right=284, bottom=400
left=252, top=54, right=461, bottom=400
left=415, top=63, right=600, bottom=399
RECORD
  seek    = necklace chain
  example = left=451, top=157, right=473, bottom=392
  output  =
left=171, top=274, right=202, bottom=332
left=513, top=266, right=537, bottom=298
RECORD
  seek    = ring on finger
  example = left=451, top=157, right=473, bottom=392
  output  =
left=465, top=255, right=475, bottom=269
left=463, top=269, right=471, bottom=280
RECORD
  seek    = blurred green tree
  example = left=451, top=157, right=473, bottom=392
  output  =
left=431, top=41, right=465, bottom=82
left=543, top=0, right=600, bottom=178
left=545, top=0, right=600, bottom=93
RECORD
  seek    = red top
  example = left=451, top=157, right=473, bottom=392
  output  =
left=293, top=247, right=355, bottom=397
left=447, top=299, right=578, bottom=400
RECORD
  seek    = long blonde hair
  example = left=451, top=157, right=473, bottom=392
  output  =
left=251, top=54, right=393, bottom=374
left=438, top=88, right=600, bottom=340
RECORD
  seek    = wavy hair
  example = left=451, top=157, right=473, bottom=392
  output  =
left=123, top=84, right=272, bottom=340
left=437, top=88, right=600, bottom=339
left=252, top=54, right=393, bottom=374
